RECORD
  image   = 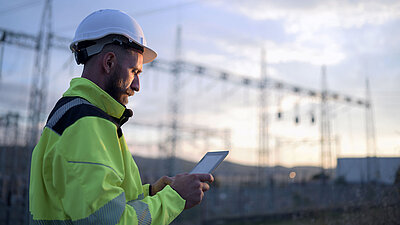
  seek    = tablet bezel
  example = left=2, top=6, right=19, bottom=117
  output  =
left=189, top=151, right=229, bottom=174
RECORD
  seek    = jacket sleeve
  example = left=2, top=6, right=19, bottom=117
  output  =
left=49, top=117, right=185, bottom=225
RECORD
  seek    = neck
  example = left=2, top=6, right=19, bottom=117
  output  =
left=81, top=65, right=107, bottom=90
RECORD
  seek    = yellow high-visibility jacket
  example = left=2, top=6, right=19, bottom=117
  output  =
left=29, top=77, right=185, bottom=225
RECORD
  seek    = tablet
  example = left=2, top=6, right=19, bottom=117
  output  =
left=189, top=151, right=229, bottom=174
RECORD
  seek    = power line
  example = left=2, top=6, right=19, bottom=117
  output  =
left=0, top=0, right=42, bottom=15
left=54, top=1, right=200, bottom=33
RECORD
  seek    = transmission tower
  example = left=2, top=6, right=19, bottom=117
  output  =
left=258, top=47, right=269, bottom=186
left=26, top=0, right=52, bottom=147
left=148, top=58, right=371, bottom=180
left=168, top=25, right=183, bottom=175
left=365, top=77, right=379, bottom=182
left=0, top=36, right=4, bottom=81
left=320, top=65, right=332, bottom=182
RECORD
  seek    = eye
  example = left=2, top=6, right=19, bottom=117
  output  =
left=132, top=69, right=141, bottom=76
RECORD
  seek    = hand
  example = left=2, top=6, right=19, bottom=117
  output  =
left=151, top=176, right=174, bottom=196
left=170, top=173, right=214, bottom=209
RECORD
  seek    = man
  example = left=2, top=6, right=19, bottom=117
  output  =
left=29, top=9, right=213, bottom=225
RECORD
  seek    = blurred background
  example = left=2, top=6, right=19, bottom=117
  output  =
left=0, top=0, right=399, bottom=224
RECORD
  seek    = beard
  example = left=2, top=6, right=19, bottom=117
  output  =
left=104, top=64, right=128, bottom=105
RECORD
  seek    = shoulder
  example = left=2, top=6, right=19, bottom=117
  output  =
left=46, top=97, right=114, bottom=136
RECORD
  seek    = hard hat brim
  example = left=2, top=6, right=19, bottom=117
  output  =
left=70, top=35, right=157, bottom=64
left=143, top=46, right=157, bottom=64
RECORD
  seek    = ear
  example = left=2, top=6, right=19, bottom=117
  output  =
left=102, top=52, right=116, bottom=74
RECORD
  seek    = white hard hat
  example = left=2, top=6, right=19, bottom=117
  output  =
left=70, top=9, right=157, bottom=64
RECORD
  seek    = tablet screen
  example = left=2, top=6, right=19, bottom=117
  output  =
left=190, top=151, right=229, bottom=174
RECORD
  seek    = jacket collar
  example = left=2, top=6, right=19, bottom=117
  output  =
left=63, top=77, right=131, bottom=120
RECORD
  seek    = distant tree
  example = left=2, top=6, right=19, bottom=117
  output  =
left=311, top=172, right=330, bottom=181
left=335, top=176, right=347, bottom=185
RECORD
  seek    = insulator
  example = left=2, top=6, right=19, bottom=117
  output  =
left=196, top=66, right=204, bottom=74
left=277, top=111, right=282, bottom=120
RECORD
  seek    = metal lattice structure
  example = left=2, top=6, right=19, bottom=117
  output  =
left=258, top=48, right=269, bottom=186
left=365, top=78, right=380, bottom=182
left=320, top=65, right=332, bottom=181
left=167, top=25, right=183, bottom=176
left=146, top=57, right=374, bottom=184
left=26, top=0, right=52, bottom=148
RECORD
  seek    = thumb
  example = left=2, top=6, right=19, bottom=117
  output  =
left=163, top=176, right=174, bottom=185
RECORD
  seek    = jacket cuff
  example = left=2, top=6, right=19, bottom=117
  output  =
left=142, top=184, right=150, bottom=197
left=158, top=185, right=185, bottom=213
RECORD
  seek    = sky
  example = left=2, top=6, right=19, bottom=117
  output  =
left=0, top=0, right=399, bottom=167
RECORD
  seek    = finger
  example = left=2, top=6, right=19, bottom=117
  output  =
left=196, top=174, right=214, bottom=183
left=177, top=172, right=189, bottom=176
left=163, top=176, right=174, bottom=185
left=201, top=182, right=210, bottom=192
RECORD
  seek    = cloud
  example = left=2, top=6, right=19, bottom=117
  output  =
left=187, top=0, right=400, bottom=68
left=185, top=34, right=345, bottom=72
left=211, top=0, right=400, bottom=33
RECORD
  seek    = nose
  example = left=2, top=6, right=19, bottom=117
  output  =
left=131, top=74, right=140, bottom=92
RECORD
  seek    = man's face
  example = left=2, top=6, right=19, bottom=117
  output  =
left=105, top=49, right=143, bottom=105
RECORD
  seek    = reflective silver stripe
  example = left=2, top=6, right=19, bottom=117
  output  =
left=136, top=193, right=144, bottom=200
left=46, top=98, right=92, bottom=129
left=127, top=198, right=152, bottom=225
left=30, top=192, right=126, bottom=225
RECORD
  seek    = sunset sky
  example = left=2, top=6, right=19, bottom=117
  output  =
left=0, top=0, right=399, bottom=167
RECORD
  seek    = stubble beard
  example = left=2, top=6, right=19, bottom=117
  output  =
left=105, top=65, right=128, bottom=106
